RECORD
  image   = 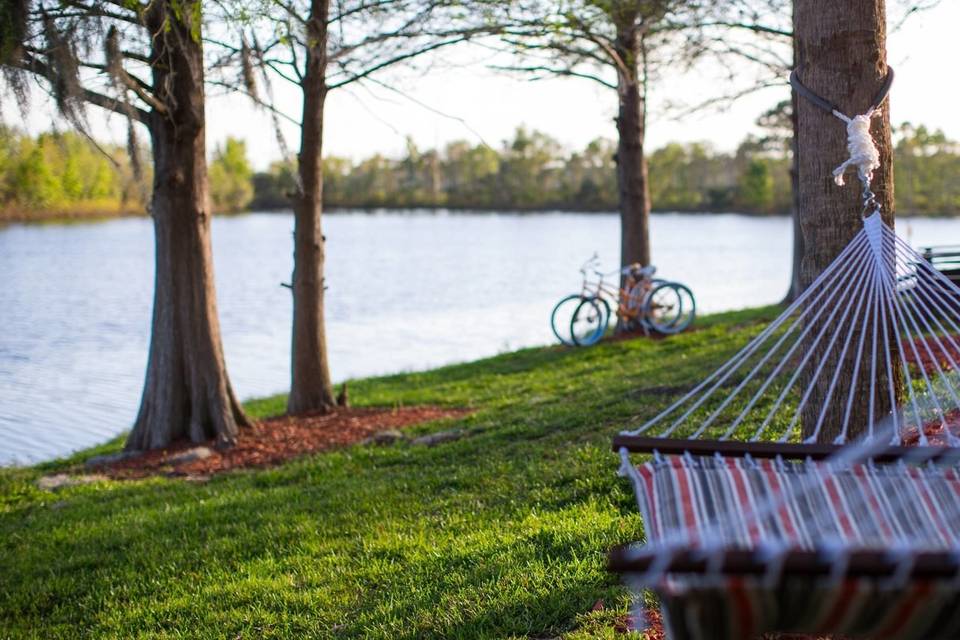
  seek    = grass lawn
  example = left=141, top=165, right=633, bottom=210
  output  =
left=0, top=306, right=778, bottom=639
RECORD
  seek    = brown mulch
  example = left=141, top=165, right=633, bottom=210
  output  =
left=900, top=407, right=960, bottom=447
left=903, top=334, right=960, bottom=375
left=94, top=406, right=471, bottom=480
left=620, top=606, right=663, bottom=638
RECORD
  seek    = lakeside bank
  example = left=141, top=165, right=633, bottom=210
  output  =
left=0, top=306, right=774, bottom=638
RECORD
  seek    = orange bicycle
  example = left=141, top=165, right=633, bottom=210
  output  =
left=550, top=254, right=695, bottom=346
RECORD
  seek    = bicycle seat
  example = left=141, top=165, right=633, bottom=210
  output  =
left=632, top=265, right=656, bottom=279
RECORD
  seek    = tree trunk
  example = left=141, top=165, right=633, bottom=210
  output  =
left=795, top=0, right=896, bottom=442
left=782, top=152, right=803, bottom=303
left=781, top=29, right=804, bottom=305
left=614, top=27, right=651, bottom=271
left=126, top=2, right=249, bottom=451
left=287, top=0, right=336, bottom=415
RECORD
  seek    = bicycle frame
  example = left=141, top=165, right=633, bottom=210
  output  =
left=577, top=255, right=653, bottom=330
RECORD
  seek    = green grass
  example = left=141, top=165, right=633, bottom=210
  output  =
left=0, top=306, right=779, bottom=639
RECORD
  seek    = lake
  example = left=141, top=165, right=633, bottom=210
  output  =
left=1, top=211, right=957, bottom=465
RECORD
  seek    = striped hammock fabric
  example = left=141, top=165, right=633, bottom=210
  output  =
left=635, top=455, right=960, bottom=639
left=658, top=576, right=960, bottom=640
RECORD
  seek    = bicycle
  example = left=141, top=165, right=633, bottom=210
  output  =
left=550, top=254, right=696, bottom=346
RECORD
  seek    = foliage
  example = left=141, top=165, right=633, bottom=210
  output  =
left=894, top=123, right=960, bottom=216
left=0, top=305, right=778, bottom=638
left=8, top=122, right=960, bottom=219
left=0, top=127, right=145, bottom=216
left=0, top=129, right=233, bottom=219
left=210, top=137, right=254, bottom=213
left=257, top=127, right=791, bottom=213
left=489, top=0, right=790, bottom=92
left=737, top=159, right=776, bottom=213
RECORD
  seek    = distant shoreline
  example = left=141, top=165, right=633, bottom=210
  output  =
left=3, top=204, right=957, bottom=225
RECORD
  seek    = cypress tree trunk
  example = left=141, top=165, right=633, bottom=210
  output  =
left=126, top=2, right=250, bottom=450
left=614, top=24, right=651, bottom=271
left=782, top=27, right=804, bottom=304
left=795, top=0, right=896, bottom=442
left=783, top=123, right=804, bottom=303
left=288, top=0, right=336, bottom=414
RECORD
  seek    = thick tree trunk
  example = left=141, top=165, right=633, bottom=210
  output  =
left=795, top=0, right=896, bottom=442
left=125, top=3, right=249, bottom=451
left=614, top=28, right=651, bottom=271
left=287, top=0, right=336, bottom=414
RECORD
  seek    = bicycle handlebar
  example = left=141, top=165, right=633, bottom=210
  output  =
left=579, top=253, right=602, bottom=274
left=577, top=254, right=656, bottom=280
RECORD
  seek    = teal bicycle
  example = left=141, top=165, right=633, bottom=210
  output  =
left=550, top=254, right=696, bottom=346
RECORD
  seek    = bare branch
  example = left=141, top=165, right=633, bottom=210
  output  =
left=71, top=57, right=165, bottom=113
left=327, top=36, right=470, bottom=90
left=668, top=79, right=785, bottom=117
left=49, top=0, right=141, bottom=24
left=328, top=0, right=403, bottom=24
left=499, top=37, right=608, bottom=66
left=207, top=78, right=300, bottom=126
left=363, top=75, right=493, bottom=148
left=489, top=63, right=616, bottom=89
left=661, top=20, right=792, bottom=39
left=269, top=0, right=307, bottom=26
left=17, top=53, right=149, bottom=123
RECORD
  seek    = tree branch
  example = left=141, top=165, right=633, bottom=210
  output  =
left=206, top=79, right=301, bottom=126
left=15, top=54, right=150, bottom=124
left=327, top=37, right=470, bottom=90
left=662, top=20, right=792, bottom=38
left=56, top=0, right=141, bottom=25
left=72, top=58, right=165, bottom=112
left=488, top=63, right=616, bottom=90
left=328, top=0, right=403, bottom=24
left=499, top=36, right=608, bottom=66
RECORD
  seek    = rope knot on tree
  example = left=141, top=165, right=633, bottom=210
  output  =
left=833, top=109, right=882, bottom=186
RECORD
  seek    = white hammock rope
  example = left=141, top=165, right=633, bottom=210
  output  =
left=620, top=214, right=960, bottom=447
left=615, top=71, right=960, bottom=633
left=832, top=109, right=882, bottom=186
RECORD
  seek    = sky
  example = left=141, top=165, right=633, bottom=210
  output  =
left=17, top=2, right=960, bottom=170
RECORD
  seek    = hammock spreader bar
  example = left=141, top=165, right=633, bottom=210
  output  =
left=608, top=546, right=960, bottom=580
left=610, top=434, right=957, bottom=463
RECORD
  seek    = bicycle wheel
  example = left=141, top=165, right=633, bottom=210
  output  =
left=550, top=294, right=583, bottom=346
left=643, top=282, right=696, bottom=334
left=618, top=278, right=665, bottom=332
left=570, top=297, right=608, bottom=346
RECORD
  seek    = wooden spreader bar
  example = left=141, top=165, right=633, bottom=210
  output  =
left=611, top=435, right=958, bottom=463
left=608, top=545, right=960, bottom=580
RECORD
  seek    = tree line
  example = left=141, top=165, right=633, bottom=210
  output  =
left=0, top=129, right=251, bottom=219
left=5, top=121, right=959, bottom=220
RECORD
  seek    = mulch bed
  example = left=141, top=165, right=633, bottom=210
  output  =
left=94, top=406, right=471, bottom=480
left=901, top=407, right=960, bottom=447
left=903, top=334, right=960, bottom=375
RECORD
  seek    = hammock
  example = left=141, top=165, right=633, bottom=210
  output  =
left=610, top=68, right=960, bottom=639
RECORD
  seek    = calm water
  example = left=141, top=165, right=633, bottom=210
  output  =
left=1, top=211, right=956, bottom=465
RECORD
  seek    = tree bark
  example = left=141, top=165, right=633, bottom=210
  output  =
left=614, top=25, right=652, bottom=271
left=782, top=28, right=804, bottom=305
left=795, top=0, right=896, bottom=442
left=287, top=0, right=337, bottom=415
left=125, top=2, right=250, bottom=451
